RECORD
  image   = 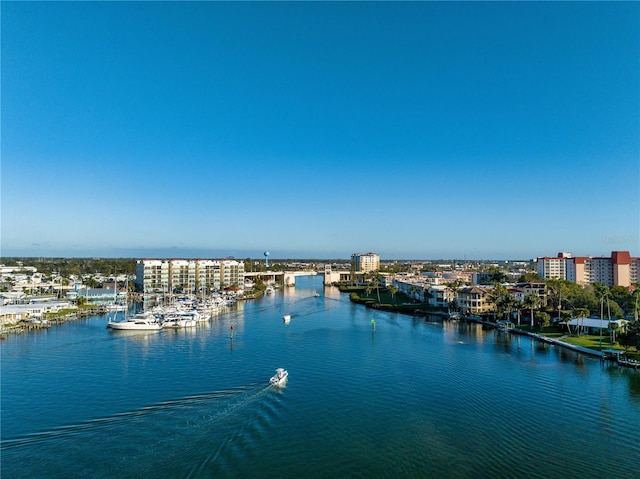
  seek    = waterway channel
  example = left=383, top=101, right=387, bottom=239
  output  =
left=2, top=275, right=639, bottom=478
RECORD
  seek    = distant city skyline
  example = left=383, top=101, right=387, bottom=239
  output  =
left=2, top=2, right=638, bottom=260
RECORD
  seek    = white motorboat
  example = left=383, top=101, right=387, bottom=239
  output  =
left=269, top=368, right=288, bottom=387
left=283, top=314, right=291, bottom=324
left=162, top=315, right=197, bottom=329
left=107, top=312, right=162, bottom=331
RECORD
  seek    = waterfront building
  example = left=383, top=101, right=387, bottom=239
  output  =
left=75, top=286, right=126, bottom=304
left=135, top=259, right=170, bottom=293
left=390, top=276, right=454, bottom=307
left=0, top=300, right=73, bottom=326
left=324, top=264, right=353, bottom=284
left=520, top=281, right=548, bottom=306
left=536, top=251, right=638, bottom=287
left=391, top=277, right=431, bottom=302
left=135, top=259, right=245, bottom=294
left=170, top=260, right=197, bottom=292
left=351, top=252, right=380, bottom=273
left=427, top=285, right=455, bottom=308
left=456, top=286, right=494, bottom=315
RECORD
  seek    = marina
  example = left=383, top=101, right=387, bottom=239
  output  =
left=2, top=275, right=639, bottom=478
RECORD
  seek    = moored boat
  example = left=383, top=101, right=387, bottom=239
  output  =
left=162, top=315, right=197, bottom=329
left=107, top=317, right=162, bottom=331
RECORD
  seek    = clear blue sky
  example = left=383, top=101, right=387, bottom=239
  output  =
left=2, top=1, right=638, bottom=260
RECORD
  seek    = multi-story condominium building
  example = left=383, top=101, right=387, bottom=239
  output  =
left=135, top=259, right=245, bottom=293
left=536, top=251, right=638, bottom=287
left=351, top=252, right=380, bottom=273
left=391, top=277, right=432, bottom=303
left=135, top=259, right=171, bottom=293
left=170, top=260, right=197, bottom=292
left=456, top=286, right=494, bottom=315
left=536, top=252, right=571, bottom=280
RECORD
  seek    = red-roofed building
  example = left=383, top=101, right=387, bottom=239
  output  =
left=537, top=251, right=639, bottom=287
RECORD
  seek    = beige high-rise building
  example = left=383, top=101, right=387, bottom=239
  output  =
left=135, top=258, right=245, bottom=293
left=351, top=252, right=380, bottom=273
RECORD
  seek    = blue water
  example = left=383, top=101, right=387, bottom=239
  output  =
left=2, top=276, right=639, bottom=478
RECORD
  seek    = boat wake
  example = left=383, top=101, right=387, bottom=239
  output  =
left=1, top=382, right=278, bottom=451
left=3, top=380, right=287, bottom=478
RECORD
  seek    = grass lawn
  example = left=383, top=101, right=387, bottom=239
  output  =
left=562, top=334, right=616, bottom=350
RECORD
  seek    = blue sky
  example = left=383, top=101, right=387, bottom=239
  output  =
left=2, top=1, right=638, bottom=260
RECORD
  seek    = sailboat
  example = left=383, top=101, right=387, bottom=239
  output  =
left=107, top=282, right=161, bottom=330
left=106, top=278, right=126, bottom=312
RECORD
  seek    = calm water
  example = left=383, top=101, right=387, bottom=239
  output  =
left=2, top=276, right=639, bottom=478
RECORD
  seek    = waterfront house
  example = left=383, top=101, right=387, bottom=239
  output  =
left=456, top=286, right=494, bottom=315
left=565, top=317, right=628, bottom=335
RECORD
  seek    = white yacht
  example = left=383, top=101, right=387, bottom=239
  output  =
left=107, top=312, right=162, bottom=331
left=162, top=314, right=197, bottom=329
left=269, top=368, right=288, bottom=387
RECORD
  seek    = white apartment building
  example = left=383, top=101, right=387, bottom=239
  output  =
left=135, top=259, right=245, bottom=293
left=537, top=251, right=638, bottom=287
left=536, top=253, right=570, bottom=280
left=135, top=259, right=171, bottom=293
left=351, top=252, right=380, bottom=273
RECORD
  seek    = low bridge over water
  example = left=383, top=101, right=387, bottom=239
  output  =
left=244, top=269, right=353, bottom=286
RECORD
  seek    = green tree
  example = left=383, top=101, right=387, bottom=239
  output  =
left=524, top=294, right=540, bottom=328
left=499, top=292, right=518, bottom=323
left=535, top=311, right=551, bottom=329
left=387, top=284, right=398, bottom=300
left=366, top=271, right=382, bottom=303
left=619, top=320, right=640, bottom=352
left=486, top=284, right=507, bottom=319
left=486, top=266, right=507, bottom=284
left=518, top=272, right=542, bottom=283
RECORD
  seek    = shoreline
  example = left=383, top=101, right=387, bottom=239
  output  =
left=350, top=295, right=639, bottom=370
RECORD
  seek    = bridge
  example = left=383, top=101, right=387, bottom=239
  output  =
left=244, top=271, right=318, bottom=286
left=244, top=268, right=353, bottom=286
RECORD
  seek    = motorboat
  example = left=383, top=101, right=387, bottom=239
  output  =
left=283, top=314, right=291, bottom=324
left=314, top=293, right=320, bottom=297
left=269, top=368, right=288, bottom=387
left=107, top=312, right=162, bottom=331
left=162, top=316, right=197, bottom=329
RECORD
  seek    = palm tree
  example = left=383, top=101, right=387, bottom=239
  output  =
left=448, top=281, right=461, bottom=312
left=593, top=283, right=611, bottom=349
left=387, top=284, right=398, bottom=301
left=365, top=270, right=381, bottom=303
left=523, top=294, right=539, bottom=329
left=500, top=293, right=518, bottom=323
left=409, top=285, right=419, bottom=303
left=513, top=299, right=524, bottom=326
left=487, top=284, right=507, bottom=320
